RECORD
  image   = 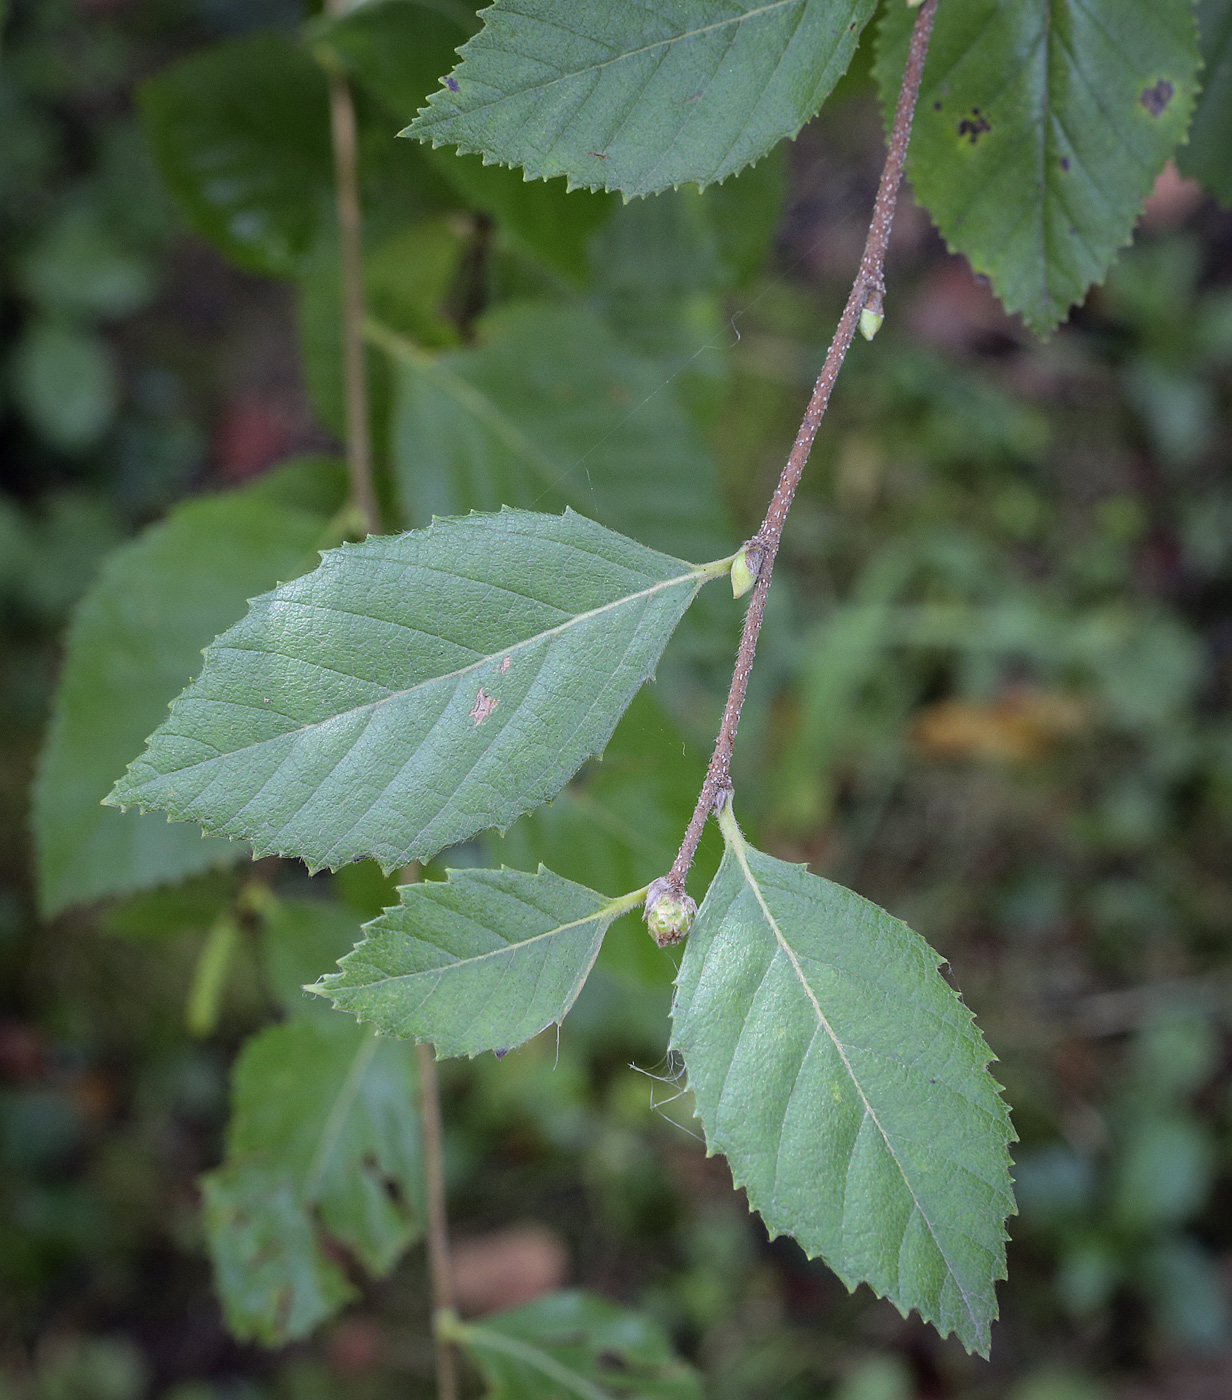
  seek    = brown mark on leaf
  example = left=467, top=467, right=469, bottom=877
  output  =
left=469, top=687, right=499, bottom=726
left=1141, top=80, right=1175, bottom=117
left=958, top=109, right=991, bottom=146
left=501, top=655, right=511, bottom=673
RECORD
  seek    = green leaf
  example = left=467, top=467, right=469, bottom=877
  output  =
left=378, top=304, right=729, bottom=561
left=313, top=867, right=642, bottom=1057
left=107, top=509, right=728, bottom=873
left=1178, top=0, right=1232, bottom=205
left=445, top=1289, right=702, bottom=1400
left=203, top=1016, right=421, bottom=1345
left=140, top=34, right=332, bottom=278
left=876, top=0, right=1201, bottom=334
left=670, top=801, right=1015, bottom=1355
left=407, top=0, right=878, bottom=198
left=34, top=458, right=345, bottom=916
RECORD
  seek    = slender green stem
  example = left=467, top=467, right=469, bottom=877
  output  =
left=322, top=18, right=379, bottom=535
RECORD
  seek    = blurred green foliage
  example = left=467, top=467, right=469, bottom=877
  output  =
left=3, top=0, right=1232, bottom=1397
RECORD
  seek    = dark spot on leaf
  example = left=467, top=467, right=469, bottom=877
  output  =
left=598, top=1351, right=630, bottom=1371
left=1141, top=79, right=1174, bottom=116
left=933, top=100, right=943, bottom=112
left=445, top=76, right=460, bottom=93
left=1060, top=157, right=1071, bottom=173
left=957, top=109, right=991, bottom=146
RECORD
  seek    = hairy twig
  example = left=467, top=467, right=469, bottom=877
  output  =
left=666, top=0, right=938, bottom=892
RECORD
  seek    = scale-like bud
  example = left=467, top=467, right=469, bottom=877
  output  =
left=644, top=877, right=697, bottom=947
left=859, top=307, right=884, bottom=341
left=730, top=544, right=764, bottom=599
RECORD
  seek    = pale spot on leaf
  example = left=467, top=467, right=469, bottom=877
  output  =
left=470, top=687, right=499, bottom=725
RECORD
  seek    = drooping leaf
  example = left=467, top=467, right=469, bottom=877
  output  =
left=313, top=866, right=641, bottom=1057
left=1178, top=0, right=1232, bottom=205
left=378, top=304, right=729, bottom=561
left=670, top=802, right=1016, bottom=1355
left=140, top=34, right=332, bottom=277
left=34, top=458, right=345, bottom=916
left=876, top=0, right=1201, bottom=334
left=446, top=1289, right=703, bottom=1400
left=203, top=1016, right=421, bottom=1345
left=107, top=509, right=728, bottom=873
left=407, top=0, right=878, bottom=199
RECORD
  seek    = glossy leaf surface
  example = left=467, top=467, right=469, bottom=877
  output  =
left=876, top=0, right=1200, bottom=333
left=671, top=805, right=1016, bottom=1354
left=408, top=0, right=877, bottom=198
left=140, top=34, right=332, bottom=277
left=107, top=510, right=723, bottom=872
left=35, top=459, right=344, bottom=915
left=315, top=867, right=641, bottom=1057
left=451, top=1289, right=702, bottom=1400
left=381, top=304, right=728, bottom=562
left=203, top=1016, right=421, bottom=1345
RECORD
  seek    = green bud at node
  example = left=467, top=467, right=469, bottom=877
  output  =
left=730, top=545, right=762, bottom=599
left=645, top=877, right=696, bottom=947
left=859, top=307, right=884, bottom=341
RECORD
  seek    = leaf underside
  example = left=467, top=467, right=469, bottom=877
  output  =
left=460, top=1289, right=703, bottom=1400
left=876, top=0, right=1200, bottom=334
left=34, top=458, right=344, bottom=915
left=203, top=1016, right=421, bottom=1346
left=107, top=509, right=713, bottom=873
left=670, top=826, right=1016, bottom=1355
left=315, top=866, right=629, bottom=1059
left=407, top=0, right=878, bottom=198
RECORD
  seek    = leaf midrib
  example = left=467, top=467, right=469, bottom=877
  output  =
left=116, top=567, right=702, bottom=787
left=725, top=837, right=981, bottom=1336
left=335, top=897, right=619, bottom=989
left=426, top=0, right=806, bottom=117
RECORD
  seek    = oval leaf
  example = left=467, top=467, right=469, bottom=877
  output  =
left=407, top=0, right=877, bottom=198
left=876, top=0, right=1200, bottom=335
left=107, top=509, right=726, bottom=872
left=670, top=803, right=1016, bottom=1355
left=314, top=867, right=643, bottom=1057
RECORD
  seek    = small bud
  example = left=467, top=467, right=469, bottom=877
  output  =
left=906, top=0, right=926, bottom=9
left=730, top=544, right=764, bottom=599
left=859, top=307, right=884, bottom=341
left=644, top=877, right=696, bottom=947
